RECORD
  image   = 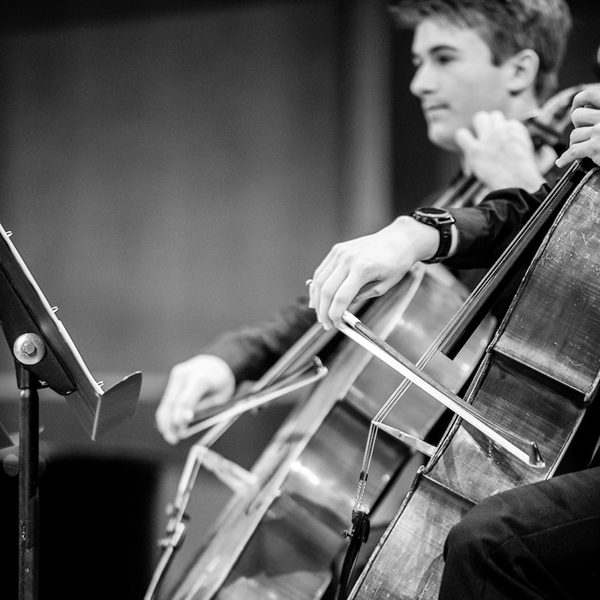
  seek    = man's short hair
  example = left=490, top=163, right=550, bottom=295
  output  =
left=390, top=0, right=572, bottom=102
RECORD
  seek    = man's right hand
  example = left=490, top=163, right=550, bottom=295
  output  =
left=155, top=354, right=236, bottom=444
left=309, top=215, right=440, bottom=330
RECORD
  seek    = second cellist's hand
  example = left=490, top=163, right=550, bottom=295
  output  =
left=155, top=354, right=236, bottom=444
left=556, top=85, right=600, bottom=168
left=309, top=216, right=440, bottom=330
left=455, top=110, right=548, bottom=192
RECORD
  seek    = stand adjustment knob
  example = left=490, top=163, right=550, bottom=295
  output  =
left=13, top=333, right=46, bottom=366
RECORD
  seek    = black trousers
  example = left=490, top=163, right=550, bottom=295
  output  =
left=438, top=466, right=600, bottom=599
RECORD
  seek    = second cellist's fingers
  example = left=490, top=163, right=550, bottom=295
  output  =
left=570, top=85, right=600, bottom=113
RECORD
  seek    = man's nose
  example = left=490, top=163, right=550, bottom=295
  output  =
left=410, top=64, right=435, bottom=98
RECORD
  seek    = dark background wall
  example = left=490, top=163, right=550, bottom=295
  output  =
left=0, top=1, right=598, bottom=598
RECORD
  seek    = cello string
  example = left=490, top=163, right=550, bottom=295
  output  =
left=350, top=266, right=430, bottom=515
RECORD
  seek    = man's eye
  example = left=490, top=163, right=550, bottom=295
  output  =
left=435, top=54, right=455, bottom=65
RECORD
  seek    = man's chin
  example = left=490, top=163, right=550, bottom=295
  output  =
left=427, top=127, right=459, bottom=152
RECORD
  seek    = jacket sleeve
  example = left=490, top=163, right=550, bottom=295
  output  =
left=444, top=185, right=549, bottom=270
left=202, top=296, right=317, bottom=384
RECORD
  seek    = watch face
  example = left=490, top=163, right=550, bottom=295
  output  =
left=419, top=207, right=447, bottom=217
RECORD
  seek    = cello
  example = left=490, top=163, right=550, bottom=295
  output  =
left=147, top=87, right=583, bottom=600
left=341, top=158, right=600, bottom=599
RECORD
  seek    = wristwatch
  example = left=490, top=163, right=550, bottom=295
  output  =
left=410, top=207, right=456, bottom=264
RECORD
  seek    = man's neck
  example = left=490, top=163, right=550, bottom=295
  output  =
left=504, top=93, right=541, bottom=121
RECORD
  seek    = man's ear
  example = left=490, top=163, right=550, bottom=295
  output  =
left=503, top=49, right=540, bottom=96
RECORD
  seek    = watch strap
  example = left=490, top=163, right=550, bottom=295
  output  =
left=410, top=208, right=455, bottom=264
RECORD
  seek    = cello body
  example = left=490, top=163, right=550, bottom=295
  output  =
left=350, top=165, right=600, bottom=600
left=165, top=264, right=494, bottom=600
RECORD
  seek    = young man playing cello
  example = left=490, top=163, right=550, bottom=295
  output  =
left=156, top=0, right=572, bottom=445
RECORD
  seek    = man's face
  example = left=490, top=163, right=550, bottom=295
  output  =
left=410, top=19, right=513, bottom=152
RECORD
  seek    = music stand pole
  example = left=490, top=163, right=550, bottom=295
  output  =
left=14, top=334, right=46, bottom=600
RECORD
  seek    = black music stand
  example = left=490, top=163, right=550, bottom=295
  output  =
left=0, top=222, right=142, bottom=600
